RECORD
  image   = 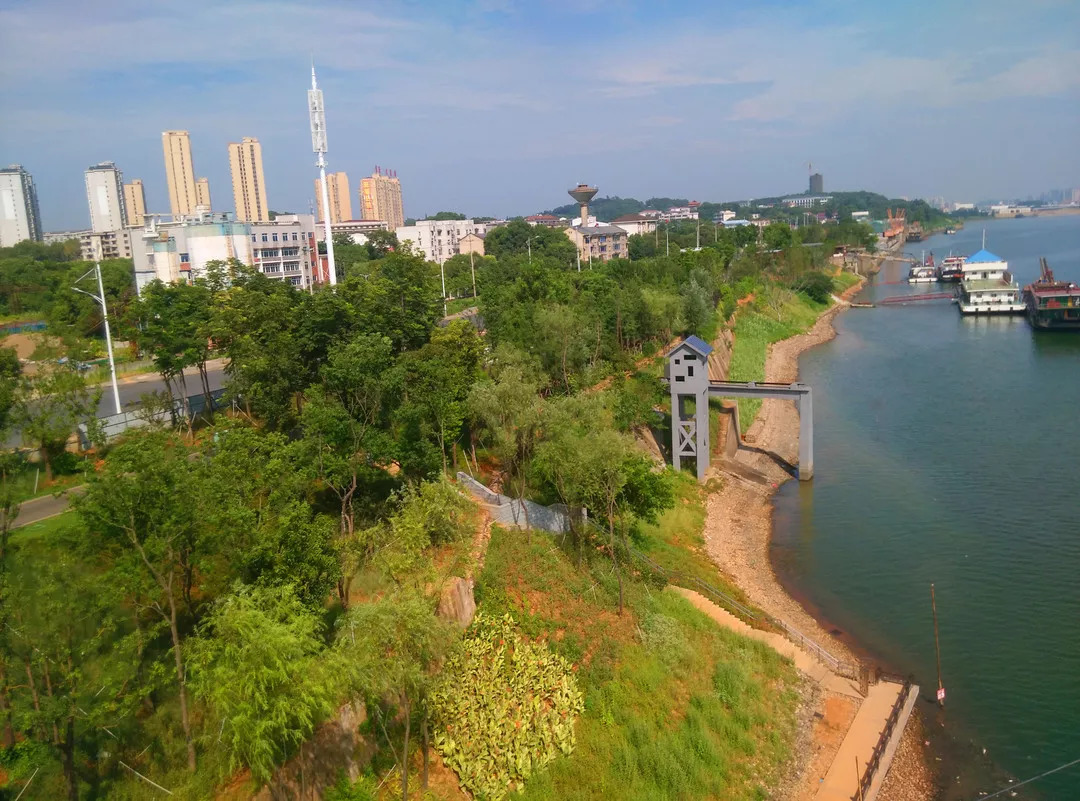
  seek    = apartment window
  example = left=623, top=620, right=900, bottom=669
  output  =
left=283, top=261, right=300, bottom=271
left=180, top=253, right=189, bottom=262
left=290, top=277, right=302, bottom=286
left=261, top=233, right=268, bottom=242
left=262, top=249, right=279, bottom=258
left=292, top=233, right=298, bottom=241
left=282, top=247, right=299, bottom=257
left=272, top=233, right=279, bottom=242
left=251, top=235, right=256, bottom=242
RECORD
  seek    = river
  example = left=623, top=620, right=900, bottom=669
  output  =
left=771, top=214, right=1080, bottom=799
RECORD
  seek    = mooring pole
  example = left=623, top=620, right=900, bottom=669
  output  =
left=931, top=583, right=944, bottom=707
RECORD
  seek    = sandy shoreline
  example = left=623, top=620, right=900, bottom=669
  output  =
left=701, top=276, right=935, bottom=800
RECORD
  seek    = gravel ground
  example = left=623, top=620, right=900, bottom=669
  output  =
left=702, top=288, right=935, bottom=801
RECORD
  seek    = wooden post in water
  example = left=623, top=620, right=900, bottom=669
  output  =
left=931, top=583, right=944, bottom=707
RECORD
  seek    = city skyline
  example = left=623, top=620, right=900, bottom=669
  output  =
left=1, top=0, right=1078, bottom=231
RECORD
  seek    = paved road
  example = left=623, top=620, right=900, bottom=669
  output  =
left=5, top=360, right=228, bottom=449
left=7, top=487, right=82, bottom=529
left=95, top=359, right=227, bottom=418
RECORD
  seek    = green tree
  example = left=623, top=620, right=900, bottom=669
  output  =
left=344, top=248, right=440, bottom=352
left=297, top=333, right=394, bottom=605
left=74, top=431, right=204, bottom=771
left=198, top=424, right=340, bottom=608
left=15, top=362, right=100, bottom=480
left=483, top=219, right=576, bottom=268
left=389, top=321, right=483, bottom=474
left=212, top=272, right=304, bottom=429
left=762, top=222, right=794, bottom=250
left=3, top=527, right=138, bottom=800
left=188, top=583, right=339, bottom=787
left=132, top=280, right=214, bottom=412
left=467, top=361, right=542, bottom=530
left=0, top=347, right=22, bottom=435
left=336, top=591, right=454, bottom=800
left=364, top=229, right=399, bottom=259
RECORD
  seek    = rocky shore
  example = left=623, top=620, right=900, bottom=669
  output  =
left=702, top=283, right=935, bottom=800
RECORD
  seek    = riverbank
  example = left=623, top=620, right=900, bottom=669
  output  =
left=701, top=277, right=935, bottom=800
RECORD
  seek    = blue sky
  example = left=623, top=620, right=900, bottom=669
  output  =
left=1, top=0, right=1078, bottom=231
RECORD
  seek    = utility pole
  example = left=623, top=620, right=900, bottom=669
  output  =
left=665, top=226, right=670, bottom=257
left=439, top=257, right=447, bottom=317
left=309, top=64, right=337, bottom=285
left=469, top=249, right=477, bottom=298
left=73, top=263, right=121, bottom=415
left=696, top=219, right=700, bottom=250
left=931, top=583, right=945, bottom=707
left=527, top=237, right=532, bottom=264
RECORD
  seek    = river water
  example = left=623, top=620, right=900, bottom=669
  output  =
left=772, top=215, right=1080, bottom=799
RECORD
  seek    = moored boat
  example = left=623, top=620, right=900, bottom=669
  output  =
left=1023, top=258, right=1080, bottom=330
left=938, top=255, right=965, bottom=282
left=908, top=252, right=936, bottom=283
left=957, top=248, right=1025, bottom=315
left=945, top=227, right=957, bottom=235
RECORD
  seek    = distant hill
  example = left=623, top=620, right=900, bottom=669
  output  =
left=542, top=190, right=950, bottom=226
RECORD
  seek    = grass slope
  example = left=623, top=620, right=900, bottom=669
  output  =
left=475, top=526, right=798, bottom=801
left=728, top=289, right=829, bottom=426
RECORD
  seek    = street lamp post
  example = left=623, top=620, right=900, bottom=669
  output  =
left=73, top=263, right=121, bottom=415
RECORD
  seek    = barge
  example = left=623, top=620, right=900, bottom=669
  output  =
left=1023, top=258, right=1080, bottom=330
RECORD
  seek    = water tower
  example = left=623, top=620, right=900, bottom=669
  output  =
left=568, top=183, right=597, bottom=227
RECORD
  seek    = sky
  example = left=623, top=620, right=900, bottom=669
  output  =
left=1, top=0, right=1078, bottom=232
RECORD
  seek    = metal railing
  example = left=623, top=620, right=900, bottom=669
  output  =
left=78, top=388, right=229, bottom=445
left=854, top=680, right=913, bottom=801
left=630, top=546, right=760, bottom=622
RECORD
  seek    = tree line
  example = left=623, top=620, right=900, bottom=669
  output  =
left=0, top=213, right=846, bottom=799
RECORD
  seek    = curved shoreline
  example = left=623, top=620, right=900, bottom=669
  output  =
left=701, top=275, right=935, bottom=800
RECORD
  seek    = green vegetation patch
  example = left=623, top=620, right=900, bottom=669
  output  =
left=475, top=527, right=799, bottom=801
left=432, top=613, right=585, bottom=800
left=729, top=288, right=828, bottom=426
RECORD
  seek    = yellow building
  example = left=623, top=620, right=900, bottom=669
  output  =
left=123, top=179, right=147, bottom=226
left=195, top=177, right=211, bottom=210
left=227, top=137, right=269, bottom=222
left=564, top=224, right=628, bottom=264
left=359, top=170, right=404, bottom=230
left=315, top=171, right=352, bottom=223
left=162, top=130, right=198, bottom=217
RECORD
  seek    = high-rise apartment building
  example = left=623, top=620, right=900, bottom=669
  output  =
left=0, top=164, right=43, bottom=246
left=315, top=171, right=352, bottom=223
left=359, top=169, right=404, bottom=230
left=196, top=177, right=211, bottom=210
left=809, top=172, right=824, bottom=194
left=84, top=162, right=127, bottom=232
left=228, top=137, right=269, bottom=222
left=162, top=130, right=198, bottom=217
left=124, top=179, right=147, bottom=226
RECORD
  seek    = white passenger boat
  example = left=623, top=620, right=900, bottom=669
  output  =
left=956, top=248, right=1025, bottom=315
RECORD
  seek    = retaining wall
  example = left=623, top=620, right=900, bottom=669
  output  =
left=456, top=472, right=578, bottom=534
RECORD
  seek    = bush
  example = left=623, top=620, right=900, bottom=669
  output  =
left=431, top=613, right=585, bottom=800
left=797, top=272, right=834, bottom=304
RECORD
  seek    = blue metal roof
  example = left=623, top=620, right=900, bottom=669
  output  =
left=966, top=249, right=1003, bottom=264
left=679, top=335, right=714, bottom=356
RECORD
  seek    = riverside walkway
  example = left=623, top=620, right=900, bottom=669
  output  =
left=672, top=587, right=917, bottom=801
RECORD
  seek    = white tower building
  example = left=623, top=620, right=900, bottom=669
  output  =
left=85, top=162, right=127, bottom=233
